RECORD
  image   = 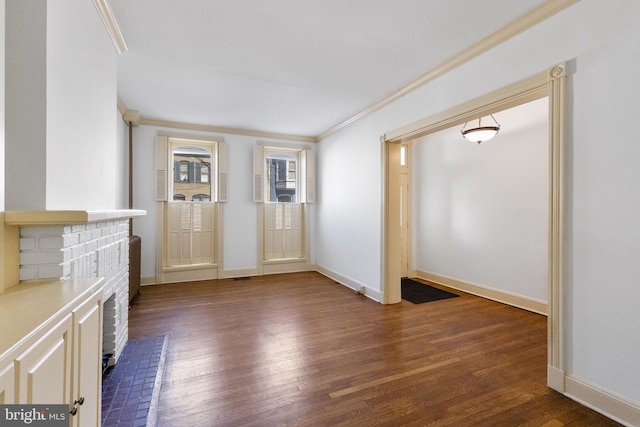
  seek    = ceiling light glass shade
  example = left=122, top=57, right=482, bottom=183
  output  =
left=461, top=115, right=501, bottom=144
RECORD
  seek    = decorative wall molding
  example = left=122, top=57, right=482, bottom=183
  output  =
left=92, top=0, right=127, bottom=54
left=416, top=270, right=548, bottom=315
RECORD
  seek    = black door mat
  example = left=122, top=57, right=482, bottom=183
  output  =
left=401, top=278, right=459, bottom=304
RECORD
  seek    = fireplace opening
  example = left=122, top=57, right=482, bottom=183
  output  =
left=103, top=293, right=117, bottom=370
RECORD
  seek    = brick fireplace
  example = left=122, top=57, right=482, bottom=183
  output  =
left=6, top=210, right=145, bottom=363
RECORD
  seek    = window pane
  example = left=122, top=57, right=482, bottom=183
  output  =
left=400, top=145, right=407, bottom=166
left=200, top=163, right=209, bottom=183
left=266, top=153, right=297, bottom=203
left=172, top=145, right=212, bottom=202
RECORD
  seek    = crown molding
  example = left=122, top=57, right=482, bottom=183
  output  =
left=115, top=0, right=578, bottom=143
left=117, top=97, right=127, bottom=115
left=118, top=98, right=317, bottom=142
left=139, top=117, right=318, bottom=143
left=317, top=0, right=580, bottom=141
left=92, top=0, right=127, bottom=54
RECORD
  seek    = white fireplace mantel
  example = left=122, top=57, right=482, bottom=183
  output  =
left=2, top=209, right=146, bottom=294
left=4, top=209, right=146, bottom=226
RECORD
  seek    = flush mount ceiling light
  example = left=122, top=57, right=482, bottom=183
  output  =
left=460, top=114, right=501, bottom=144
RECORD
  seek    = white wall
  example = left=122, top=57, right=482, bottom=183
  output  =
left=131, top=124, right=315, bottom=279
left=567, top=18, right=640, bottom=406
left=414, top=98, right=548, bottom=302
left=316, top=0, right=640, bottom=411
left=5, top=0, right=119, bottom=211
left=5, top=1, right=46, bottom=209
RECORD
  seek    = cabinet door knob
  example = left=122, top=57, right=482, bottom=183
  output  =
left=69, top=396, right=85, bottom=416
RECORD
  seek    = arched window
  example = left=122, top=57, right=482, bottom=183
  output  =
left=173, top=194, right=185, bottom=201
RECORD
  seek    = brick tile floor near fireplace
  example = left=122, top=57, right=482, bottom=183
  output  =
left=102, top=335, right=167, bottom=427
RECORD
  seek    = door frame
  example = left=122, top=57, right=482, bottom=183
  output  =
left=381, top=63, right=567, bottom=393
left=399, top=144, right=411, bottom=278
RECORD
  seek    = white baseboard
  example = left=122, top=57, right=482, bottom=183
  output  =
left=157, top=265, right=219, bottom=284
left=142, top=263, right=312, bottom=285
left=415, top=270, right=548, bottom=315
left=141, top=276, right=156, bottom=286
left=261, top=259, right=314, bottom=275
left=316, top=265, right=382, bottom=302
left=219, top=268, right=259, bottom=279
left=547, top=365, right=566, bottom=393
left=565, top=374, right=640, bottom=427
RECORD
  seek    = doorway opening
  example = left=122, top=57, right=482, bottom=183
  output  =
left=382, top=64, right=567, bottom=393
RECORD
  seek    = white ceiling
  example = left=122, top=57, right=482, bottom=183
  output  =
left=110, top=0, right=549, bottom=138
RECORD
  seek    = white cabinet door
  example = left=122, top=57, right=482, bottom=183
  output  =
left=72, top=290, right=103, bottom=427
left=0, top=362, right=15, bottom=404
left=15, top=314, right=73, bottom=405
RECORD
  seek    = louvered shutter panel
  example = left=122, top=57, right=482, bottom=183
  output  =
left=195, top=162, right=201, bottom=183
left=218, top=141, right=229, bottom=202
left=188, top=162, right=195, bottom=183
left=253, top=144, right=264, bottom=202
left=155, top=136, right=168, bottom=201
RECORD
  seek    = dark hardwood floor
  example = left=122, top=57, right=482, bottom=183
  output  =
left=128, top=272, right=620, bottom=426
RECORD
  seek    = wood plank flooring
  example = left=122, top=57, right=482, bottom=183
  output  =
left=128, top=272, right=621, bottom=426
